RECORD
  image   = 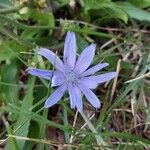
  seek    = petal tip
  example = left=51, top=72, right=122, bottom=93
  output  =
left=112, top=72, right=118, bottom=77
left=104, top=62, right=109, bottom=66
left=38, top=48, right=49, bottom=55
left=26, top=68, right=30, bottom=72
left=89, top=44, right=96, bottom=54
left=66, top=31, right=75, bottom=39
left=26, top=67, right=34, bottom=73
left=38, top=48, right=44, bottom=54
left=90, top=43, right=96, bottom=48
left=94, top=101, right=101, bottom=109
left=44, top=100, right=50, bottom=108
left=67, top=31, right=75, bottom=35
left=78, top=108, right=83, bottom=113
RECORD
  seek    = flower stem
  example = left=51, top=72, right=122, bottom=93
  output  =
left=80, top=111, right=108, bottom=148
left=63, top=104, right=70, bottom=143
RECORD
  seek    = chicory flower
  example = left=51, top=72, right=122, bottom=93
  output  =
left=27, top=31, right=117, bottom=112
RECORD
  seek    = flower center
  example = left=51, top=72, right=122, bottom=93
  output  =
left=65, top=70, right=78, bottom=83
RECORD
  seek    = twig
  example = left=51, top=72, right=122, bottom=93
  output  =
left=69, top=110, right=78, bottom=143
left=56, top=19, right=150, bottom=33
left=100, top=38, right=116, bottom=50
left=110, top=59, right=121, bottom=102
left=125, top=72, right=150, bottom=83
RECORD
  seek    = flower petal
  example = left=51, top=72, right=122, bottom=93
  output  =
left=44, top=84, right=67, bottom=108
left=38, top=48, right=64, bottom=71
left=87, top=72, right=117, bottom=84
left=64, top=31, right=76, bottom=68
left=78, top=83, right=101, bottom=108
left=78, top=78, right=98, bottom=89
left=68, top=83, right=75, bottom=109
left=68, top=83, right=83, bottom=112
left=75, top=44, right=96, bottom=74
left=27, top=67, right=52, bottom=80
left=82, top=63, right=109, bottom=77
left=51, top=71, right=65, bottom=87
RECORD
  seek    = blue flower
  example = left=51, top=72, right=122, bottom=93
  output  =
left=27, top=31, right=117, bottom=112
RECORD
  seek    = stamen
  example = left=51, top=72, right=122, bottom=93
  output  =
left=65, top=70, right=78, bottom=83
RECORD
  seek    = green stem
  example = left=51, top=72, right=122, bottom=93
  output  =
left=2, top=116, right=19, bottom=150
left=0, top=24, right=35, bottom=48
left=0, top=14, right=122, bottom=40
left=0, top=14, right=57, bottom=30
left=63, top=104, right=70, bottom=142
left=0, top=4, right=25, bottom=14
left=37, top=109, right=48, bottom=150
left=80, top=111, right=108, bottom=148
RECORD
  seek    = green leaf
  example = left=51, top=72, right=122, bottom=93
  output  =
left=0, top=0, right=14, bottom=7
left=121, top=61, right=134, bottom=70
left=80, top=111, right=107, bottom=146
left=129, top=0, right=150, bottom=8
left=20, top=12, right=55, bottom=43
left=0, top=24, right=35, bottom=48
left=4, top=77, right=35, bottom=150
left=9, top=103, right=71, bottom=132
left=38, top=12, right=55, bottom=27
left=17, top=77, right=35, bottom=150
left=21, top=29, right=39, bottom=40
left=36, top=108, right=48, bottom=150
left=118, top=2, right=150, bottom=22
left=105, top=132, right=150, bottom=145
left=0, top=40, right=28, bottom=61
left=104, top=3, right=128, bottom=23
left=145, top=104, right=150, bottom=130
left=23, top=121, right=39, bottom=150
left=52, top=0, right=70, bottom=9
left=4, top=121, right=19, bottom=150
left=0, top=59, right=21, bottom=105
left=84, top=0, right=111, bottom=11
left=84, top=0, right=128, bottom=23
left=10, top=77, right=35, bottom=150
left=76, top=34, right=89, bottom=53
